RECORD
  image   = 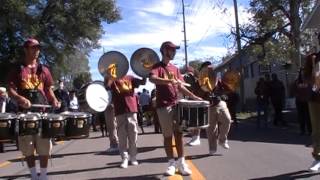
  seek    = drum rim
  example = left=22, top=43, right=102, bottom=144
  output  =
left=0, top=113, right=17, bottom=119
left=61, top=112, right=92, bottom=118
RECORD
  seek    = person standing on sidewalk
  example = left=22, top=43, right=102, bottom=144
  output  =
left=149, top=41, right=202, bottom=176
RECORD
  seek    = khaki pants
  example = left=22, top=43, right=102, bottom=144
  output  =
left=104, top=105, right=118, bottom=148
left=116, top=112, right=138, bottom=159
left=156, top=106, right=179, bottom=138
left=309, top=101, right=320, bottom=160
left=206, top=101, right=232, bottom=151
left=18, top=134, right=52, bottom=156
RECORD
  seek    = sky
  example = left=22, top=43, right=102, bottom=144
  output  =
left=88, top=0, right=251, bottom=92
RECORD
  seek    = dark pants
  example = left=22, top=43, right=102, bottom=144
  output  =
left=256, top=102, right=269, bottom=128
left=296, top=100, right=312, bottom=134
left=272, top=103, right=285, bottom=126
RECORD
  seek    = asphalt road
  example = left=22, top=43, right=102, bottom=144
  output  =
left=0, top=112, right=319, bottom=180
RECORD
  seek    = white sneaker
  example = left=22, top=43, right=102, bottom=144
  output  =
left=219, top=141, right=230, bottom=149
left=188, top=136, right=200, bottom=146
left=165, top=159, right=176, bottom=176
left=209, top=149, right=217, bottom=156
left=309, top=160, right=320, bottom=172
left=130, top=157, right=139, bottom=166
left=120, top=158, right=128, bottom=168
left=177, top=158, right=192, bottom=176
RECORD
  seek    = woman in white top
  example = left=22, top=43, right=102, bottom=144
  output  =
left=69, top=91, right=79, bottom=112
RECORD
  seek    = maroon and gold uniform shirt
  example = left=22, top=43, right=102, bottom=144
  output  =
left=7, top=63, right=54, bottom=103
left=150, top=62, right=184, bottom=108
left=110, top=75, right=142, bottom=116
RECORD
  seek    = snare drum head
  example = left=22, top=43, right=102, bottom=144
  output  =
left=0, top=113, right=17, bottom=119
left=85, top=81, right=111, bottom=112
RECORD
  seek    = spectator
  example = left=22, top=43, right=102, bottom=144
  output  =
left=269, top=73, right=286, bottom=126
left=68, top=90, right=79, bottom=112
left=54, top=80, right=70, bottom=113
left=255, top=77, right=270, bottom=128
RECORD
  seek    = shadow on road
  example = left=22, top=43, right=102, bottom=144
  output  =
left=249, top=170, right=320, bottom=180
left=89, top=173, right=163, bottom=180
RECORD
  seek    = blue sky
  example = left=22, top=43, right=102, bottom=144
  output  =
left=88, top=0, right=251, bottom=92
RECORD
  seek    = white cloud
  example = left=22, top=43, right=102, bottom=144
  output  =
left=89, top=0, right=252, bottom=80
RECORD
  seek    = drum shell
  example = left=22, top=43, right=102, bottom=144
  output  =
left=0, top=115, right=17, bottom=142
left=19, top=119, right=40, bottom=136
left=41, top=114, right=66, bottom=138
left=178, top=100, right=210, bottom=130
left=18, top=113, right=41, bottom=136
left=62, top=112, right=92, bottom=139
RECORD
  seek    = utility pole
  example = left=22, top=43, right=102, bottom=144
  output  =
left=182, top=0, right=188, bottom=68
left=233, top=0, right=245, bottom=110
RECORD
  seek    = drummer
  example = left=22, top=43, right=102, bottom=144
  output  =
left=7, top=38, right=60, bottom=180
left=149, top=41, right=202, bottom=176
left=105, top=74, right=146, bottom=168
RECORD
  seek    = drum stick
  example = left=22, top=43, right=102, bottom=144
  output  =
left=177, top=80, right=191, bottom=87
left=99, top=97, right=109, bottom=103
left=31, top=104, right=52, bottom=108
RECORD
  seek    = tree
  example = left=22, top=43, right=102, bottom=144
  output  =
left=0, top=0, right=121, bottom=84
left=73, top=72, right=92, bottom=90
left=236, top=0, right=316, bottom=66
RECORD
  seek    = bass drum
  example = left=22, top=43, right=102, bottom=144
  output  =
left=78, top=81, right=111, bottom=113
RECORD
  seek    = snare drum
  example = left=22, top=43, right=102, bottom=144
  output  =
left=78, top=81, right=111, bottom=113
left=18, top=113, right=41, bottom=136
left=0, top=113, right=17, bottom=142
left=61, top=112, right=92, bottom=139
left=178, top=99, right=210, bottom=130
left=42, top=113, right=66, bottom=138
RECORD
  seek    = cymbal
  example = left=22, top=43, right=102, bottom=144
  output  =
left=130, top=48, right=160, bottom=78
left=222, top=70, right=240, bottom=92
left=198, top=66, right=216, bottom=92
left=98, top=51, right=129, bottom=79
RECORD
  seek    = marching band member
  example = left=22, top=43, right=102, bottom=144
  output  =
left=103, top=103, right=119, bottom=153
left=7, top=38, right=60, bottom=180
left=105, top=74, right=146, bottom=168
left=200, top=62, right=233, bottom=155
left=149, top=41, right=202, bottom=176
left=304, top=33, right=320, bottom=171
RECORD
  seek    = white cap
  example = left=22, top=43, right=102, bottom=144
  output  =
left=0, top=87, right=6, bottom=93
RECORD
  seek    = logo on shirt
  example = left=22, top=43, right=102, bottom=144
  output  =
left=21, top=74, right=43, bottom=90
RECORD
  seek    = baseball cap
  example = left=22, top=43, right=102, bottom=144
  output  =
left=24, top=38, right=40, bottom=47
left=160, top=41, right=180, bottom=52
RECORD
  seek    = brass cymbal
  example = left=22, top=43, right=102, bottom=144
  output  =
left=130, top=48, right=160, bottom=78
left=198, top=65, right=216, bottom=92
left=98, top=51, right=129, bottom=79
left=222, top=70, right=240, bottom=92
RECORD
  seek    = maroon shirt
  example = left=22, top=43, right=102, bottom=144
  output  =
left=110, top=75, right=143, bottom=116
left=7, top=63, right=54, bottom=103
left=150, top=62, right=184, bottom=108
